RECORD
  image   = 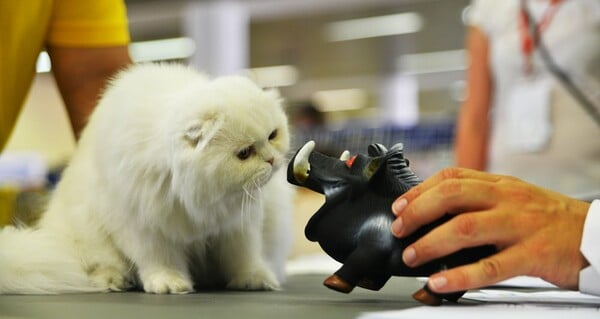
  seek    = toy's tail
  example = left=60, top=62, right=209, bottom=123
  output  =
left=0, top=226, right=102, bottom=294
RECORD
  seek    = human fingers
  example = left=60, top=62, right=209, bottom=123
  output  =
left=401, top=210, right=514, bottom=268
left=391, top=177, right=498, bottom=238
left=393, top=168, right=502, bottom=211
left=425, top=244, right=532, bottom=294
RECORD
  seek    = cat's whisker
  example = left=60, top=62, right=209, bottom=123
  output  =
left=240, top=193, right=247, bottom=234
left=243, top=182, right=259, bottom=201
left=252, top=182, right=263, bottom=212
left=241, top=185, right=256, bottom=234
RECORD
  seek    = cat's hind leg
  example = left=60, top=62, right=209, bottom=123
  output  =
left=74, top=230, right=135, bottom=291
left=113, top=231, right=194, bottom=294
left=86, top=262, right=134, bottom=292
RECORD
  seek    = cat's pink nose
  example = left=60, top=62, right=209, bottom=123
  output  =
left=266, top=157, right=274, bottom=165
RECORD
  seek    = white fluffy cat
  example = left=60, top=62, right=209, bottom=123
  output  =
left=0, top=63, right=294, bottom=294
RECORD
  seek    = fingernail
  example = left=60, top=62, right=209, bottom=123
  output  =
left=391, top=217, right=403, bottom=236
left=428, top=276, right=448, bottom=291
left=402, top=247, right=416, bottom=266
left=392, top=198, right=408, bottom=215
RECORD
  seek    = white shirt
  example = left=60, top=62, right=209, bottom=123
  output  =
left=469, top=0, right=600, bottom=198
left=580, top=199, right=600, bottom=296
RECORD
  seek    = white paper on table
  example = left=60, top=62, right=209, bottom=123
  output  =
left=357, top=304, right=600, bottom=319
left=491, top=276, right=557, bottom=288
left=416, top=276, right=556, bottom=289
left=462, top=289, right=600, bottom=306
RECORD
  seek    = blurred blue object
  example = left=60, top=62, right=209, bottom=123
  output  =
left=291, top=120, right=456, bottom=178
left=0, top=152, right=48, bottom=190
left=292, top=120, right=455, bottom=155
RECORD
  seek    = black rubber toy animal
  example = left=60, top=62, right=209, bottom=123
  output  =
left=287, top=141, right=496, bottom=305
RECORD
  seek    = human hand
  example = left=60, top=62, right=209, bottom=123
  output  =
left=390, top=167, right=590, bottom=294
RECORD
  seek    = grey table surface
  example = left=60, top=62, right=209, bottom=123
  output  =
left=0, top=274, right=442, bottom=319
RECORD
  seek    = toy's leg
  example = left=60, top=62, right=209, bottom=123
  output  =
left=412, top=283, right=466, bottom=306
left=323, top=248, right=387, bottom=293
left=412, top=284, right=442, bottom=306
left=323, top=274, right=354, bottom=293
left=357, top=273, right=391, bottom=291
left=442, top=290, right=466, bottom=303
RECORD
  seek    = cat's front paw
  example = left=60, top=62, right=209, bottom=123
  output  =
left=226, top=266, right=279, bottom=291
left=141, top=269, right=194, bottom=294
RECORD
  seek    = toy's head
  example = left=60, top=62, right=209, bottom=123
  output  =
left=287, top=141, right=422, bottom=242
left=287, top=140, right=421, bottom=199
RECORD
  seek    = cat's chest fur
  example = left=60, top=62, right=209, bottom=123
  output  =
left=157, top=189, right=266, bottom=243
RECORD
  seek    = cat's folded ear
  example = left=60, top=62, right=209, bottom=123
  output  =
left=184, top=113, right=224, bottom=150
left=264, top=88, right=284, bottom=107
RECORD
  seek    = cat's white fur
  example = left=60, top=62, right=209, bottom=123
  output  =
left=0, top=63, right=294, bottom=294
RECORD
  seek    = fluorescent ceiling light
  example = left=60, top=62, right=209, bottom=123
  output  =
left=245, top=65, right=299, bottom=88
left=129, top=37, right=196, bottom=62
left=35, top=37, right=197, bottom=73
left=399, top=49, right=466, bottom=74
left=312, top=88, right=368, bottom=112
left=325, top=12, right=423, bottom=42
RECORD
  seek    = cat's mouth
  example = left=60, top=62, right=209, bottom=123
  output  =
left=248, top=167, right=275, bottom=190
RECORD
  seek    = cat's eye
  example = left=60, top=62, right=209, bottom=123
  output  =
left=268, top=129, right=278, bottom=140
left=237, top=146, right=255, bottom=160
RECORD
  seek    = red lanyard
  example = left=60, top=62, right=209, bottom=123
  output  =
left=518, top=0, right=563, bottom=74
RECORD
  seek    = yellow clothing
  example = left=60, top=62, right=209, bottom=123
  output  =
left=0, top=0, right=130, bottom=150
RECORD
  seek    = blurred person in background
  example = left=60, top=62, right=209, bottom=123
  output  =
left=0, top=0, right=132, bottom=152
left=0, top=1, right=132, bottom=227
left=454, top=0, right=600, bottom=198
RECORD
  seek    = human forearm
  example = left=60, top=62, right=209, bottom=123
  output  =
left=454, top=26, right=492, bottom=171
left=454, top=106, right=489, bottom=170
left=48, top=46, right=131, bottom=138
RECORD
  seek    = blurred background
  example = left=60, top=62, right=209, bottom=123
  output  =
left=1, top=0, right=471, bottom=240
left=4, top=0, right=471, bottom=173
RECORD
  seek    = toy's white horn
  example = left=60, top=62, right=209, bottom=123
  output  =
left=339, top=150, right=350, bottom=161
left=293, top=140, right=315, bottom=183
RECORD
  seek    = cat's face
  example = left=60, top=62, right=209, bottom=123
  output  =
left=169, top=76, right=290, bottom=204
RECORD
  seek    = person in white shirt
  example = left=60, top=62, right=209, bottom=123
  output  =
left=390, top=167, right=600, bottom=297
left=455, top=0, right=600, bottom=198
